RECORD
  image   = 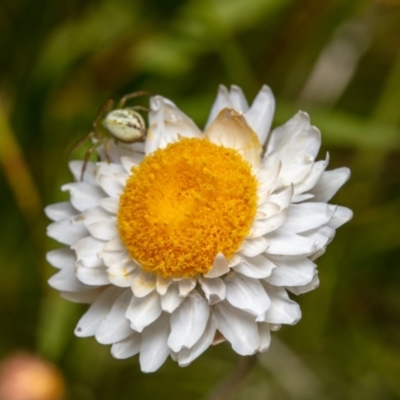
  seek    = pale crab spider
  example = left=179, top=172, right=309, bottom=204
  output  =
left=70, top=91, right=151, bottom=180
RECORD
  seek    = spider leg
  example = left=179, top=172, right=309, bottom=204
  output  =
left=125, top=105, right=150, bottom=112
left=80, top=140, right=104, bottom=181
left=68, top=131, right=96, bottom=158
left=118, top=90, right=153, bottom=108
left=104, top=139, right=111, bottom=164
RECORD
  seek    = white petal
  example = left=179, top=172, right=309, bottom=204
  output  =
left=160, top=281, right=184, bottom=313
left=245, top=85, right=275, bottom=145
left=76, top=264, right=109, bottom=286
left=146, top=96, right=202, bottom=155
left=265, top=230, right=315, bottom=256
left=214, top=301, right=260, bottom=356
left=282, top=203, right=336, bottom=233
left=45, top=202, right=77, bottom=221
left=204, top=252, right=230, bottom=278
left=75, top=286, right=121, bottom=337
left=310, top=167, right=350, bottom=202
left=62, top=182, right=104, bottom=212
left=225, top=272, right=270, bottom=317
left=258, top=322, right=271, bottom=352
left=178, top=278, right=196, bottom=297
left=94, top=161, right=126, bottom=179
left=107, top=264, right=138, bottom=288
left=177, top=313, right=217, bottom=367
left=95, top=289, right=133, bottom=344
left=156, top=275, right=172, bottom=296
left=205, top=107, right=262, bottom=168
left=287, top=273, right=320, bottom=295
left=80, top=206, right=112, bottom=226
left=98, top=249, right=129, bottom=269
left=249, top=210, right=287, bottom=238
left=267, top=111, right=311, bottom=156
left=47, top=217, right=88, bottom=246
left=111, top=332, right=141, bottom=359
left=71, top=236, right=105, bottom=268
left=86, top=220, right=118, bottom=241
left=199, top=277, right=226, bottom=305
left=120, top=156, right=138, bottom=174
left=268, top=185, right=294, bottom=210
left=233, top=254, right=275, bottom=279
left=104, top=236, right=125, bottom=251
left=126, top=290, right=162, bottom=333
left=205, top=85, right=232, bottom=128
left=328, top=206, right=353, bottom=229
left=60, top=288, right=103, bottom=304
left=294, top=155, right=329, bottom=195
left=98, top=174, right=123, bottom=198
left=168, top=293, right=209, bottom=352
left=48, top=263, right=89, bottom=292
left=140, top=312, right=170, bottom=372
left=69, top=160, right=97, bottom=184
left=229, top=85, right=249, bottom=112
left=46, top=248, right=75, bottom=269
left=265, top=255, right=316, bottom=287
left=130, top=271, right=156, bottom=298
left=262, top=286, right=301, bottom=325
left=240, top=236, right=269, bottom=257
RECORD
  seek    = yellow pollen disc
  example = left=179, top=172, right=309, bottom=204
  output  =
left=117, top=138, right=258, bottom=278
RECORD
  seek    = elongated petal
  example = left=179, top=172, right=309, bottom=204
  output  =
left=240, top=236, right=269, bottom=257
left=46, top=248, right=75, bottom=269
left=126, top=291, right=162, bottom=332
left=205, top=107, right=262, bottom=168
left=205, top=85, right=232, bottom=128
left=160, top=281, right=184, bottom=313
left=265, top=255, right=316, bottom=287
left=69, top=160, right=96, bottom=184
left=47, top=218, right=88, bottom=246
left=265, top=230, right=315, bottom=256
left=177, top=313, right=217, bottom=367
left=95, top=289, right=133, bottom=344
left=215, top=301, right=260, bottom=356
left=71, top=236, right=105, bottom=268
left=245, top=85, right=275, bottom=145
left=262, top=286, right=301, bottom=325
left=178, top=278, right=196, bottom=297
left=45, top=202, right=77, bottom=222
left=76, top=264, right=109, bottom=286
left=62, top=182, right=104, bottom=212
left=204, top=253, right=230, bottom=278
left=282, top=203, right=336, bottom=233
left=131, top=271, right=156, bottom=298
left=168, top=293, right=209, bottom=352
left=48, top=263, right=90, bottom=292
left=111, top=332, right=141, bottom=359
left=310, top=167, right=350, bottom=202
left=199, top=277, right=226, bottom=305
left=234, top=254, right=275, bottom=279
left=146, top=96, right=202, bottom=155
left=75, top=286, right=121, bottom=337
left=140, top=313, right=170, bottom=372
left=225, top=272, right=270, bottom=317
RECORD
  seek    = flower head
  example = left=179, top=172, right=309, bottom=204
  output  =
left=46, top=85, right=352, bottom=372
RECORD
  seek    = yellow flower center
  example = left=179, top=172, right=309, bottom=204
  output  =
left=117, top=138, right=258, bottom=278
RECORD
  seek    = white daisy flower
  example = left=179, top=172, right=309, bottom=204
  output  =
left=45, top=84, right=352, bottom=372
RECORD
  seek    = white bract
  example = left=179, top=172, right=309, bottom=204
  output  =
left=46, top=84, right=352, bottom=373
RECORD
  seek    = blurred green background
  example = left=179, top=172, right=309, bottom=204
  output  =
left=1, top=0, right=400, bottom=399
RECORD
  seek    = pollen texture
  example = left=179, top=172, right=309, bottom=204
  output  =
left=118, top=138, right=258, bottom=278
